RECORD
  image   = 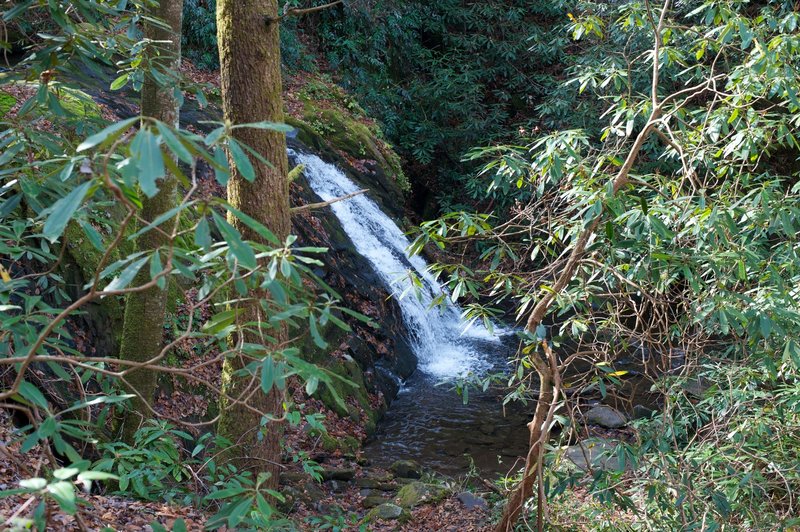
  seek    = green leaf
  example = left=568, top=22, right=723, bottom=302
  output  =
left=228, top=139, right=255, bottom=182
left=309, top=314, right=327, bottom=348
left=195, top=217, right=212, bottom=250
left=202, top=309, right=240, bottom=335
left=77, top=117, right=139, bottom=152
left=212, top=211, right=257, bottom=269
left=261, top=356, right=275, bottom=394
left=305, top=376, right=320, bottom=395
left=129, top=202, right=192, bottom=240
left=53, top=467, right=80, bottom=480
left=77, top=219, right=105, bottom=252
left=223, top=204, right=279, bottom=245
left=110, top=73, right=130, bottom=91
left=759, top=314, right=772, bottom=340
left=150, top=252, right=165, bottom=289
left=133, top=129, right=166, bottom=198
left=783, top=340, right=800, bottom=369
left=19, top=478, right=47, bottom=490
left=156, top=122, right=193, bottom=164
left=18, top=381, right=49, bottom=409
left=227, top=496, right=253, bottom=527
left=233, top=121, right=293, bottom=133
left=76, top=471, right=119, bottom=482
left=47, top=481, right=76, bottom=514
left=105, top=257, right=148, bottom=292
left=204, top=487, right=249, bottom=501
left=213, top=147, right=230, bottom=186
left=42, top=181, right=93, bottom=243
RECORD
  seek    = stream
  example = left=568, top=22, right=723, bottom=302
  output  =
left=293, top=150, right=531, bottom=477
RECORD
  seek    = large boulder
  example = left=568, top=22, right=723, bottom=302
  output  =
left=586, top=405, right=628, bottom=429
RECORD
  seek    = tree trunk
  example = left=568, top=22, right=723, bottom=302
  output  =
left=495, top=348, right=553, bottom=532
left=216, top=0, right=290, bottom=488
left=119, top=0, right=183, bottom=444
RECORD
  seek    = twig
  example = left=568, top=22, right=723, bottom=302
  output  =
left=266, top=0, right=343, bottom=23
left=291, top=189, right=368, bottom=213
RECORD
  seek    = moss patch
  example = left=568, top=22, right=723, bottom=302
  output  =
left=63, top=221, right=126, bottom=337
left=52, top=85, right=104, bottom=120
left=287, top=75, right=409, bottom=193
left=0, top=91, right=16, bottom=119
left=395, top=482, right=448, bottom=508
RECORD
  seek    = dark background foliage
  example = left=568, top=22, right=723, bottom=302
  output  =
left=181, top=0, right=576, bottom=214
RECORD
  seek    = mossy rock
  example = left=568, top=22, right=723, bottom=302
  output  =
left=295, top=89, right=409, bottom=194
left=318, top=432, right=360, bottom=455
left=366, top=503, right=409, bottom=522
left=395, top=482, right=448, bottom=508
left=313, top=353, right=372, bottom=418
left=389, top=460, right=422, bottom=479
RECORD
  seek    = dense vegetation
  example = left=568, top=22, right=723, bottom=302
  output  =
left=1, top=0, right=799, bottom=531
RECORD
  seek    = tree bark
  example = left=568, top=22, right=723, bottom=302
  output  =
left=216, top=0, right=290, bottom=489
left=119, top=0, right=183, bottom=444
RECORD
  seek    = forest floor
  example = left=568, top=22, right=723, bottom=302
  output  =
left=0, top=407, right=495, bottom=530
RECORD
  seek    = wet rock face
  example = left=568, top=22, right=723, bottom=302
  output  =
left=288, top=139, right=417, bottom=412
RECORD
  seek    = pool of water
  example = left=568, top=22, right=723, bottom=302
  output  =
left=364, top=335, right=533, bottom=478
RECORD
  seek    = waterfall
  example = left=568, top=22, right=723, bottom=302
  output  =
left=291, top=150, right=498, bottom=380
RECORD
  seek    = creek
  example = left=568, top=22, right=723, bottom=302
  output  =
left=293, top=150, right=531, bottom=477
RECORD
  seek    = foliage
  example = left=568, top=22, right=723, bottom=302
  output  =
left=179, top=0, right=575, bottom=211
left=311, top=0, right=572, bottom=210
left=182, top=0, right=317, bottom=72
left=415, top=0, right=800, bottom=529
left=96, top=421, right=196, bottom=501
left=0, top=1, right=368, bottom=528
left=0, top=463, right=118, bottom=531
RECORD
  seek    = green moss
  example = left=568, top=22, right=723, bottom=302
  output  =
left=0, top=91, right=17, bottom=119
left=52, top=85, right=103, bottom=120
left=63, top=221, right=125, bottom=325
left=291, top=77, right=409, bottom=193
left=317, top=432, right=360, bottom=454
left=395, top=482, right=448, bottom=508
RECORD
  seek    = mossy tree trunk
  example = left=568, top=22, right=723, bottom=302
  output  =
left=216, top=0, right=290, bottom=488
left=119, top=0, right=184, bottom=444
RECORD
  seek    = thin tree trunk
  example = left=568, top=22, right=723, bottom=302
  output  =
left=216, top=0, right=289, bottom=489
left=496, top=354, right=553, bottom=532
left=494, top=113, right=660, bottom=531
left=119, top=0, right=183, bottom=444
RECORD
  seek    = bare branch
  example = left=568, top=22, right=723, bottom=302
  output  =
left=266, top=0, right=343, bottom=23
left=291, top=188, right=368, bottom=214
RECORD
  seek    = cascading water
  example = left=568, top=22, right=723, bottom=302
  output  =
left=292, top=149, right=529, bottom=474
left=291, top=149, right=498, bottom=380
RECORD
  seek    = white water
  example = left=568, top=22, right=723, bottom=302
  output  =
left=291, top=150, right=499, bottom=380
